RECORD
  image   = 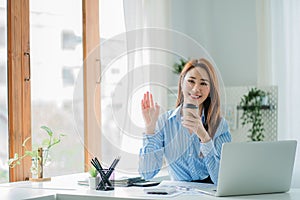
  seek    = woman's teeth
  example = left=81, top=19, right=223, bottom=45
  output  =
left=190, top=94, right=201, bottom=99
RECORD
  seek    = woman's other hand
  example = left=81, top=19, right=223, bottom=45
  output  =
left=141, top=91, right=160, bottom=134
left=181, top=109, right=211, bottom=143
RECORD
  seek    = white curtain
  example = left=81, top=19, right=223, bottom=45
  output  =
left=256, top=0, right=272, bottom=86
left=119, top=0, right=171, bottom=173
left=270, top=0, right=300, bottom=187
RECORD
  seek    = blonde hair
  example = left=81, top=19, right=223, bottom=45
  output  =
left=175, top=58, right=221, bottom=138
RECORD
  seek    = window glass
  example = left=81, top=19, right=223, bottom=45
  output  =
left=30, top=0, right=84, bottom=177
left=0, top=0, right=8, bottom=183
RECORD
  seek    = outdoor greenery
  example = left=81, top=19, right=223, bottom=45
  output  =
left=239, top=87, right=269, bottom=141
left=8, top=126, right=66, bottom=173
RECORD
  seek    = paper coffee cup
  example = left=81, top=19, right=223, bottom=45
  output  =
left=182, top=103, right=198, bottom=118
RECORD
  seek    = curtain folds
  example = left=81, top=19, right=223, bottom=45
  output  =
left=120, top=0, right=171, bottom=172
left=270, top=0, right=300, bottom=187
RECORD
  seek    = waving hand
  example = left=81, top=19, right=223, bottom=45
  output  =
left=141, top=92, right=160, bottom=134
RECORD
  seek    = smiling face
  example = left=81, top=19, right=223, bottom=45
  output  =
left=181, top=67, right=210, bottom=107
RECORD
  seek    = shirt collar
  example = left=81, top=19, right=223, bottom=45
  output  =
left=168, top=105, right=182, bottom=120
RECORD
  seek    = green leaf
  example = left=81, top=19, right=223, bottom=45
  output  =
left=172, top=58, right=188, bottom=74
left=41, top=125, right=53, bottom=137
left=14, top=153, right=19, bottom=159
left=89, top=166, right=98, bottom=177
left=239, top=87, right=267, bottom=141
left=42, top=139, right=50, bottom=146
left=25, top=150, right=35, bottom=157
left=53, top=138, right=60, bottom=144
left=8, top=125, right=66, bottom=168
left=8, top=158, right=15, bottom=165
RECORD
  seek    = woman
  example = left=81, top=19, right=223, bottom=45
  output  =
left=139, top=58, right=231, bottom=184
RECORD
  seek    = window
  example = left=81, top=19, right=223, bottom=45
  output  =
left=30, top=0, right=84, bottom=177
left=0, top=0, right=8, bottom=183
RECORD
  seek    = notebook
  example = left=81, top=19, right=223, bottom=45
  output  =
left=196, top=140, right=297, bottom=197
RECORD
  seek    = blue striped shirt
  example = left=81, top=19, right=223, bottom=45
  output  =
left=139, top=105, right=231, bottom=184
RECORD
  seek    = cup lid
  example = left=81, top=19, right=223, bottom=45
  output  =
left=183, top=104, right=198, bottom=109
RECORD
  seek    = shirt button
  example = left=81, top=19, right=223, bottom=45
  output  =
left=189, top=153, right=192, bottom=157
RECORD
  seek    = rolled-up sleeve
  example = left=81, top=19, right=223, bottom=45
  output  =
left=139, top=114, right=168, bottom=180
left=200, top=119, right=232, bottom=184
left=200, top=139, right=214, bottom=157
left=139, top=132, right=164, bottom=180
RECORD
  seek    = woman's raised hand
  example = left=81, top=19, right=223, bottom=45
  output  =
left=141, top=91, right=160, bottom=134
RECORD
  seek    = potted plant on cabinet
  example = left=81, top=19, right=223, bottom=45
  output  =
left=239, top=87, right=269, bottom=141
left=8, top=125, right=66, bottom=181
left=172, top=58, right=188, bottom=74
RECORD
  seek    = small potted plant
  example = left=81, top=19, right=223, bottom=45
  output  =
left=88, top=166, right=99, bottom=189
left=239, top=87, right=269, bottom=141
left=8, top=125, right=65, bottom=181
left=172, top=58, right=188, bottom=74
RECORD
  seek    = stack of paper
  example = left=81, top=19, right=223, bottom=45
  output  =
left=112, top=176, right=144, bottom=187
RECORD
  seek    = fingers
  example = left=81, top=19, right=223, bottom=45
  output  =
left=141, top=92, right=149, bottom=109
left=182, top=118, right=197, bottom=126
left=145, top=92, right=149, bottom=108
left=182, top=116, right=197, bottom=124
left=142, top=91, right=157, bottom=108
left=186, top=109, right=198, bottom=118
left=181, top=113, right=201, bottom=128
left=141, top=92, right=161, bottom=122
left=150, top=93, right=154, bottom=107
left=182, top=119, right=199, bottom=132
left=141, top=99, right=145, bottom=110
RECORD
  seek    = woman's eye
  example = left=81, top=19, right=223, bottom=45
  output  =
left=200, top=82, right=208, bottom=86
left=188, top=79, right=195, bottom=84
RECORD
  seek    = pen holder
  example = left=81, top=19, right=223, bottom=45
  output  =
left=91, top=156, right=120, bottom=191
left=97, top=169, right=115, bottom=191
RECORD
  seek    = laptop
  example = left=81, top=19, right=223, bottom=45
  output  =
left=197, top=140, right=297, bottom=197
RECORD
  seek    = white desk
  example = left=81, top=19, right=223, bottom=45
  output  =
left=0, top=173, right=299, bottom=200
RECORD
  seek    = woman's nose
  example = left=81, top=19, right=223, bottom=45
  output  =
left=192, top=84, right=201, bottom=92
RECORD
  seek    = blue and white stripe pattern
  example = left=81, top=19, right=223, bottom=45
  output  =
left=139, top=105, right=232, bottom=184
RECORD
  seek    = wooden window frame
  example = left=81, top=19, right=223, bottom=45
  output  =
left=7, top=0, right=31, bottom=182
left=82, top=0, right=101, bottom=171
left=7, top=0, right=101, bottom=181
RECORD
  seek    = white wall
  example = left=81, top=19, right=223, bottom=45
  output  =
left=169, top=0, right=300, bottom=188
left=170, top=0, right=258, bottom=86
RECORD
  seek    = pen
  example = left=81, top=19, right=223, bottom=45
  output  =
left=91, top=156, right=121, bottom=190
left=98, top=157, right=120, bottom=188
left=147, top=192, right=168, bottom=195
left=106, top=156, right=120, bottom=177
left=91, top=158, right=112, bottom=187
